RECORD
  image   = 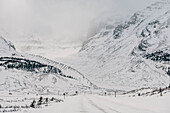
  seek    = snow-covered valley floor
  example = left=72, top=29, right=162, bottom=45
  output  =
left=31, top=95, right=169, bottom=113
left=1, top=92, right=169, bottom=113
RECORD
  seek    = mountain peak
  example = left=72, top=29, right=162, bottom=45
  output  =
left=0, top=36, right=16, bottom=52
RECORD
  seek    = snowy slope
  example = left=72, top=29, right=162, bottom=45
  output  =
left=0, top=36, right=16, bottom=56
left=57, top=0, right=170, bottom=90
left=0, top=36, right=95, bottom=94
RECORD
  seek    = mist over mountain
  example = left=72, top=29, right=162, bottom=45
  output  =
left=0, top=0, right=158, bottom=58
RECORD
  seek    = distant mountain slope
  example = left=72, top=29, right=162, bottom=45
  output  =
left=57, top=0, right=170, bottom=90
left=0, top=36, right=95, bottom=94
left=0, top=36, right=16, bottom=56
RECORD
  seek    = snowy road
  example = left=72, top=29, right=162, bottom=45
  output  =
left=29, top=94, right=169, bottom=113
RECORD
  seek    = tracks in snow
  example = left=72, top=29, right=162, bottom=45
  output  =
left=86, top=95, right=122, bottom=113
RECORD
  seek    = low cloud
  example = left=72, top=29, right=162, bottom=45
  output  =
left=0, top=0, right=158, bottom=57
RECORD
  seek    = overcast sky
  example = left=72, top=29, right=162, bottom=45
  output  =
left=0, top=0, right=158, bottom=58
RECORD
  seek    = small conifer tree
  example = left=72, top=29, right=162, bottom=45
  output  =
left=30, top=100, right=36, bottom=108
left=37, top=97, right=43, bottom=105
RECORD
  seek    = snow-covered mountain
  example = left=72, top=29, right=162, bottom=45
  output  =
left=0, top=36, right=95, bottom=94
left=57, top=0, right=170, bottom=90
left=1, top=0, right=170, bottom=93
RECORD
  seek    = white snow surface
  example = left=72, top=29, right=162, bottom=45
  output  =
left=1, top=93, right=169, bottom=113
left=32, top=94, right=170, bottom=113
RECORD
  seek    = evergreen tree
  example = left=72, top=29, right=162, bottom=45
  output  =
left=37, top=97, right=43, bottom=105
left=51, top=97, right=54, bottom=101
left=159, top=88, right=163, bottom=96
left=45, top=98, right=48, bottom=104
left=30, top=100, right=36, bottom=108
left=138, top=93, right=141, bottom=96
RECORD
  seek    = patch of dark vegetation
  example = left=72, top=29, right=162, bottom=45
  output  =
left=30, top=96, right=63, bottom=108
left=0, top=96, right=63, bottom=112
left=144, top=51, right=170, bottom=62
left=0, top=105, right=29, bottom=112
left=122, top=87, right=151, bottom=95
left=123, top=84, right=170, bottom=97
left=140, top=20, right=160, bottom=38
left=0, top=57, right=74, bottom=79
left=144, top=51, right=170, bottom=76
